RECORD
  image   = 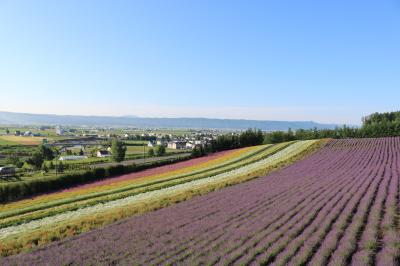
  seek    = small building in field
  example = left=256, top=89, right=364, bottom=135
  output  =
left=148, top=141, right=156, bottom=147
left=56, top=126, right=65, bottom=136
left=97, top=150, right=111, bottom=158
left=185, top=142, right=195, bottom=149
left=167, top=141, right=187, bottom=150
left=59, top=155, right=88, bottom=161
left=0, top=166, right=15, bottom=177
left=23, top=131, right=33, bottom=136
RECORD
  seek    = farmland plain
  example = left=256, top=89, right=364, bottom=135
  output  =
left=0, top=136, right=44, bottom=146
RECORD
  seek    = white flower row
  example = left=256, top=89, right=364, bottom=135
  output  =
left=0, top=140, right=316, bottom=240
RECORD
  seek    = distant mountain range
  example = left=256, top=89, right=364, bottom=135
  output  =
left=0, top=111, right=338, bottom=131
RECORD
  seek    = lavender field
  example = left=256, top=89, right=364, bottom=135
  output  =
left=3, top=138, right=400, bottom=266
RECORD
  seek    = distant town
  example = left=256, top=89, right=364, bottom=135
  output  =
left=0, top=125, right=236, bottom=179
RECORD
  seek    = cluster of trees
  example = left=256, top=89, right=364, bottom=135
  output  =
left=264, top=111, right=400, bottom=144
left=111, top=139, right=126, bottom=162
left=362, top=111, right=400, bottom=125
left=26, top=145, right=55, bottom=170
left=147, top=145, right=166, bottom=157
left=210, top=129, right=264, bottom=152
left=191, top=145, right=207, bottom=158
left=125, top=134, right=164, bottom=141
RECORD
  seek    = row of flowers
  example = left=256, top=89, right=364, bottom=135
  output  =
left=0, top=144, right=279, bottom=229
left=0, top=146, right=261, bottom=214
left=0, top=140, right=317, bottom=241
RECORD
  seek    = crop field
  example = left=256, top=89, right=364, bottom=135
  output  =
left=0, top=136, right=45, bottom=146
left=0, top=140, right=320, bottom=259
left=2, top=138, right=399, bottom=265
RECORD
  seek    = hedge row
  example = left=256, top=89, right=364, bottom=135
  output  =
left=0, top=156, right=191, bottom=203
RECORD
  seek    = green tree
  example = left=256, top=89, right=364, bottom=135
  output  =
left=57, top=161, right=64, bottom=173
left=148, top=148, right=155, bottom=157
left=26, top=152, right=44, bottom=170
left=42, top=163, right=49, bottom=173
left=111, top=139, right=127, bottom=162
left=38, top=145, right=55, bottom=161
left=191, top=146, right=201, bottom=157
left=6, top=155, right=21, bottom=167
left=155, top=145, right=166, bottom=156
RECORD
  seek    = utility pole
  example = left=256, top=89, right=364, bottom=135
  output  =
left=143, top=142, right=146, bottom=163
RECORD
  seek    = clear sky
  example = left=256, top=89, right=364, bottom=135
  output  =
left=1, top=0, right=399, bottom=124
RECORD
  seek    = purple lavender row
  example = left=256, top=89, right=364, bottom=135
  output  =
left=202, top=138, right=378, bottom=265
left=328, top=138, right=391, bottom=266
left=271, top=147, right=373, bottom=266
left=376, top=137, right=400, bottom=265
left=285, top=137, right=384, bottom=266
left=309, top=138, right=388, bottom=265
left=351, top=137, right=398, bottom=265
left=140, top=148, right=337, bottom=264
left=245, top=139, right=380, bottom=266
left=167, top=142, right=358, bottom=265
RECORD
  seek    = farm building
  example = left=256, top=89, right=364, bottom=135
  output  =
left=23, top=131, right=33, bottom=136
left=56, top=126, right=65, bottom=135
left=97, top=150, right=111, bottom=158
left=185, top=142, right=195, bottom=149
left=167, top=141, right=187, bottom=150
left=59, top=156, right=88, bottom=161
left=0, top=166, right=15, bottom=177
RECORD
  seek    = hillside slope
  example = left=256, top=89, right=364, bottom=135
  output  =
left=3, top=138, right=399, bottom=265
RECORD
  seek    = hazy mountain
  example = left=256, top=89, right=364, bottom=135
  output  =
left=0, top=111, right=338, bottom=131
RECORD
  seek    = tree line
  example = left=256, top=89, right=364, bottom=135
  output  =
left=189, top=129, right=264, bottom=157
left=264, top=111, right=400, bottom=144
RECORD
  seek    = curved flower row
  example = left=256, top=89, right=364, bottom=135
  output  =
left=0, top=140, right=317, bottom=242
left=0, top=145, right=264, bottom=214
left=0, top=144, right=281, bottom=229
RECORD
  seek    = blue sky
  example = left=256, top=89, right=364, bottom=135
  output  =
left=1, top=0, right=399, bottom=124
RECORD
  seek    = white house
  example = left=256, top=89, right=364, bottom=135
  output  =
left=148, top=141, right=156, bottom=147
left=186, top=142, right=195, bottom=149
left=23, top=131, right=33, bottom=136
left=168, top=141, right=187, bottom=150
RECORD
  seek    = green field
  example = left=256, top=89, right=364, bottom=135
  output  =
left=0, top=138, right=16, bottom=145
